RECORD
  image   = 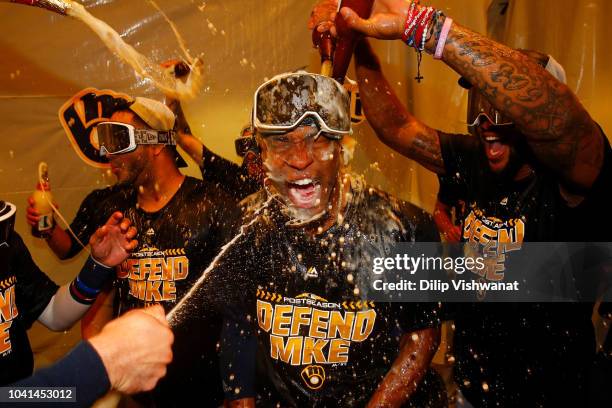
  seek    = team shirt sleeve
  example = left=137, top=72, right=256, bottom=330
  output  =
left=11, top=232, right=59, bottom=328
left=66, top=190, right=106, bottom=258
left=200, top=147, right=260, bottom=202
left=10, top=341, right=110, bottom=407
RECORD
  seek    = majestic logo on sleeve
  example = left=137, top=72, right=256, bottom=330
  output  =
left=256, top=291, right=377, bottom=390
left=117, top=247, right=189, bottom=302
left=0, top=276, right=18, bottom=356
left=58, top=88, right=133, bottom=168
left=462, top=207, right=525, bottom=280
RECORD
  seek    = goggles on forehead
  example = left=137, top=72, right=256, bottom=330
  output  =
left=467, top=89, right=514, bottom=133
left=0, top=201, right=16, bottom=246
left=96, top=122, right=177, bottom=156
left=252, top=72, right=351, bottom=139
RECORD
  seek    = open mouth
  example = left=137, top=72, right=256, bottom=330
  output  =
left=486, top=141, right=505, bottom=158
left=482, top=132, right=506, bottom=161
left=286, top=178, right=321, bottom=208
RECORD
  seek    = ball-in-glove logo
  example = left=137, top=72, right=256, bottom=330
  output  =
left=301, top=365, right=326, bottom=390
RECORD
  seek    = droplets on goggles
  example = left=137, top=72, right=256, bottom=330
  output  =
left=252, top=72, right=351, bottom=140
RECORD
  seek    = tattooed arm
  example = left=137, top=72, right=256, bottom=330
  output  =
left=334, top=0, right=604, bottom=191
left=430, top=23, right=603, bottom=191
left=354, top=39, right=445, bottom=174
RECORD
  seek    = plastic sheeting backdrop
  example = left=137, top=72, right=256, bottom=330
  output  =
left=0, top=0, right=610, bottom=369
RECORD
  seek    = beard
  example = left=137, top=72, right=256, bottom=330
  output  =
left=495, top=146, right=526, bottom=181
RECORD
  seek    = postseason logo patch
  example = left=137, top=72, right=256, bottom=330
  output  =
left=58, top=88, right=133, bottom=168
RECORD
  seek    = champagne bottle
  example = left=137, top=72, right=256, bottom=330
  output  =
left=31, top=162, right=55, bottom=238
left=332, top=0, right=374, bottom=83
left=312, top=29, right=335, bottom=76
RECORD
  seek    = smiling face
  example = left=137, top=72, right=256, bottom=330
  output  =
left=467, top=89, right=519, bottom=176
left=259, top=125, right=342, bottom=219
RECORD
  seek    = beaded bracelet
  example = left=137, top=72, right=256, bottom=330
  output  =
left=401, top=2, right=440, bottom=82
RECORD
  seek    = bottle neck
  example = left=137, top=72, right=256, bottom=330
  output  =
left=36, top=182, right=51, bottom=191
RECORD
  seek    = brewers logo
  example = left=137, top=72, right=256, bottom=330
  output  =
left=462, top=206, right=525, bottom=280
left=117, top=246, right=189, bottom=302
left=58, top=88, right=133, bottom=168
left=256, top=291, right=377, bottom=390
left=0, top=276, right=18, bottom=355
left=301, top=365, right=325, bottom=390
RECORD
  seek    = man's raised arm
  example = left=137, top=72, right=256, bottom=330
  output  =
left=354, top=39, right=445, bottom=174
left=327, top=0, right=604, bottom=191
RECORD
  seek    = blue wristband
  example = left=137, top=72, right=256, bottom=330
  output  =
left=78, top=256, right=116, bottom=292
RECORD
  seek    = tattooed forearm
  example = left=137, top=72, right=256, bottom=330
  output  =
left=433, top=21, right=603, bottom=190
left=354, top=39, right=445, bottom=175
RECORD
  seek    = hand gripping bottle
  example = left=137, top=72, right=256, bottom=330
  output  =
left=31, top=162, right=55, bottom=238
left=332, top=0, right=374, bottom=83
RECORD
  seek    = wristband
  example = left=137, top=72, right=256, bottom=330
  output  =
left=401, top=1, right=419, bottom=44
left=69, top=256, right=115, bottom=304
left=434, top=17, right=453, bottom=60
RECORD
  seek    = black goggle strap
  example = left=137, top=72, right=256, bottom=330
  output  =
left=133, top=129, right=177, bottom=146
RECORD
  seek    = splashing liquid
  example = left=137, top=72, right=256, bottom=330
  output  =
left=67, top=1, right=204, bottom=99
left=166, top=195, right=276, bottom=326
left=7, top=0, right=205, bottom=99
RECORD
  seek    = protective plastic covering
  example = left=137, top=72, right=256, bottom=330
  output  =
left=0, top=0, right=610, bottom=376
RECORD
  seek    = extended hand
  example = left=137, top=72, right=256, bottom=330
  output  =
left=89, top=305, right=173, bottom=394
left=308, top=0, right=339, bottom=32
left=309, top=0, right=409, bottom=40
left=89, top=212, right=137, bottom=267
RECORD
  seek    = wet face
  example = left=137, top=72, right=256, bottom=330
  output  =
left=259, top=125, right=342, bottom=219
left=106, top=110, right=150, bottom=184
